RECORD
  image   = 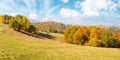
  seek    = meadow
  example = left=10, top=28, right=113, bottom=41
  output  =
left=0, top=23, right=120, bottom=60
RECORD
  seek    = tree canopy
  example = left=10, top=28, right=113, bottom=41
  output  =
left=0, top=14, right=38, bottom=34
left=64, top=26, right=120, bottom=48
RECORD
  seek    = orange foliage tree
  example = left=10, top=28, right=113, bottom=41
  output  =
left=74, top=26, right=90, bottom=45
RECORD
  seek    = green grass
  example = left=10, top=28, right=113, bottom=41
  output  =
left=0, top=24, right=120, bottom=60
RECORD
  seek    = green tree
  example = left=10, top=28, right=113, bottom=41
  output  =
left=101, top=29, right=116, bottom=47
left=29, top=25, right=38, bottom=34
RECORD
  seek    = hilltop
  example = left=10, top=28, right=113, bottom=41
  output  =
left=33, top=21, right=71, bottom=33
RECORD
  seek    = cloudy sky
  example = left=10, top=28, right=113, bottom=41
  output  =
left=0, top=0, right=120, bottom=25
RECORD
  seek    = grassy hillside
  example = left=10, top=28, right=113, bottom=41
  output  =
left=0, top=23, right=120, bottom=60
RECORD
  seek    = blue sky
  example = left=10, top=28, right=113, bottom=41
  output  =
left=0, top=0, right=120, bottom=26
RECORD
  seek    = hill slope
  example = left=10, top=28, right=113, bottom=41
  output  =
left=0, top=24, right=120, bottom=60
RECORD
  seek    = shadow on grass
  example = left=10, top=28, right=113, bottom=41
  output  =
left=37, top=33, right=54, bottom=39
left=15, top=30, right=54, bottom=39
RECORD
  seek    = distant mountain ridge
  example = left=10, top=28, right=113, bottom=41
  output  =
left=33, top=21, right=71, bottom=33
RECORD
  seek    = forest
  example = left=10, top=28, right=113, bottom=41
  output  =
left=64, top=26, right=120, bottom=48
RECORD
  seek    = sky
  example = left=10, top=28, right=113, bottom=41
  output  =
left=0, top=0, right=120, bottom=26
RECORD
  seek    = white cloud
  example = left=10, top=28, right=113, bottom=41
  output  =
left=60, top=8, right=79, bottom=17
left=75, top=0, right=117, bottom=16
left=61, top=0, right=69, bottom=3
left=28, top=13, right=39, bottom=22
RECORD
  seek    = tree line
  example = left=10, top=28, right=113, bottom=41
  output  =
left=34, top=21, right=71, bottom=34
left=64, top=26, right=120, bottom=48
left=0, top=14, right=38, bottom=34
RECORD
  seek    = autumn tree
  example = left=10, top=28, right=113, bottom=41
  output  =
left=8, top=14, right=37, bottom=34
left=9, top=17, right=21, bottom=31
left=2, top=15, right=11, bottom=24
left=88, top=27, right=99, bottom=46
left=64, top=26, right=80, bottom=43
left=74, top=26, right=90, bottom=45
left=14, top=15, right=30, bottom=31
left=97, top=28, right=104, bottom=40
left=113, top=33, right=120, bottom=47
left=0, top=16, right=4, bottom=23
left=9, top=17, right=15, bottom=28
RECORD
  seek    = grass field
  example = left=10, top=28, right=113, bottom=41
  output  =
left=0, top=23, right=120, bottom=60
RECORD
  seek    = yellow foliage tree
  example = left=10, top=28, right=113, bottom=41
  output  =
left=0, top=16, right=4, bottom=23
left=88, top=27, right=98, bottom=46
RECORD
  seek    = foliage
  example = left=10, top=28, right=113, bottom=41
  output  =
left=113, top=33, right=120, bottom=47
left=14, top=15, right=31, bottom=31
left=64, top=26, right=120, bottom=48
left=74, top=26, right=90, bottom=45
left=29, top=25, right=38, bottom=34
left=64, top=26, right=80, bottom=43
left=1, top=14, right=38, bottom=34
left=101, top=29, right=117, bottom=47
left=88, top=27, right=98, bottom=46
left=97, top=28, right=104, bottom=40
left=0, top=16, right=4, bottom=23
